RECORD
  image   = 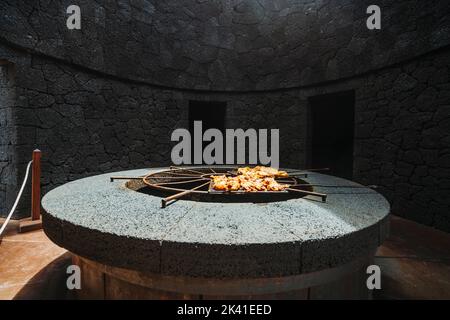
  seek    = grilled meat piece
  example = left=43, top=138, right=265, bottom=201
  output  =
left=211, top=166, right=289, bottom=192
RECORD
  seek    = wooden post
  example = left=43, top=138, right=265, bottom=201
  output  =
left=31, top=149, right=41, bottom=221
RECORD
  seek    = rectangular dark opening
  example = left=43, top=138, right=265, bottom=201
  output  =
left=189, top=100, right=226, bottom=163
left=308, top=90, right=355, bottom=179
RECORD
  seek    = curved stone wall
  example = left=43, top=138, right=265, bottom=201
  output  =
left=1, top=0, right=449, bottom=91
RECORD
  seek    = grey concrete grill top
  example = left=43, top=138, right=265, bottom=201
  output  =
left=42, top=167, right=390, bottom=278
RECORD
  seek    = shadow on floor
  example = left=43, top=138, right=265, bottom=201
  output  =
left=13, top=252, right=74, bottom=300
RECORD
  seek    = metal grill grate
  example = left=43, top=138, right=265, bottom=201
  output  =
left=111, top=166, right=327, bottom=208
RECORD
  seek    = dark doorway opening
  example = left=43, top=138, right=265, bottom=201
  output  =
left=308, top=90, right=355, bottom=179
left=188, top=100, right=226, bottom=163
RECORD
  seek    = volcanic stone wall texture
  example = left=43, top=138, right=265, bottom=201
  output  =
left=354, top=48, right=450, bottom=232
left=1, top=0, right=449, bottom=91
left=0, top=63, right=16, bottom=215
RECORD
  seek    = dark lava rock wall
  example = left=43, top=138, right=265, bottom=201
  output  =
left=354, top=48, right=450, bottom=232
left=0, top=61, right=17, bottom=215
left=1, top=0, right=449, bottom=91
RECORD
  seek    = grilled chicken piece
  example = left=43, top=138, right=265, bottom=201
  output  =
left=275, top=170, right=289, bottom=178
left=265, top=177, right=289, bottom=191
left=238, top=166, right=288, bottom=178
left=211, top=167, right=290, bottom=192
left=253, top=166, right=277, bottom=176
left=211, top=175, right=229, bottom=191
left=227, top=177, right=241, bottom=191
left=254, top=166, right=289, bottom=177
left=237, top=167, right=251, bottom=175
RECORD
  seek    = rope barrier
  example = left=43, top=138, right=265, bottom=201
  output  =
left=0, top=160, right=33, bottom=237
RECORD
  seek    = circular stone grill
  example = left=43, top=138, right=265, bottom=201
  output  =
left=42, top=166, right=390, bottom=299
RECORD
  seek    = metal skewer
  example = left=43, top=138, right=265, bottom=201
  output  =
left=145, top=176, right=202, bottom=179
left=169, top=166, right=205, bottom=176
left=154, top=178, right=208, bottom=186
left=285, top=167, right=330, bottom=173
left=161, top=181, right=210, bottom=208
left=286, top=188, right=327, bottom=202
left=110, top=176, right=144, bottom=182
left=282, top=172, right=309, bottom=178
left=165, top=171, right=203, bottom=177
left=110, top=175, right=203, bottom=182
left=289, top=184, right=379, bottom=189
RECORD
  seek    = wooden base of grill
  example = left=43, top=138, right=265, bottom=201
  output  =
left=72, top=254, right=374, bottom=300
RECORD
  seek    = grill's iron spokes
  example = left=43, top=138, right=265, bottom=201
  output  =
left=162, top=180, right=211, bottom=208
left=274, top=178, right=298, bottom=183
left=110, top=176, right=145, bottom=182
left=110, top=175, right=203, bottom=182
left=165, top=171, right=203, bottom=177
left=289, top=183, right=379, bottom=189
left=143, top=172, right=209, bottom=194
left=144, top=176, right=203, bottom=179
left=286, top=188, right=327, bottom=202
left=154, top=178, right=208, bottom=186
left=285, top=168, right=330, bottom=173
left=283, top=173, right=308, bottom=178
left=285, top=168, right=331, bottom=178
left=169, top=166, right=206, bottom=176
left=113, top=166, right=330, bottom=207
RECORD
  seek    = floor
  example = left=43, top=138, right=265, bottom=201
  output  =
left=0, top=219, right=72, bottom=299
left=0, top=215, right=449, bottom=300
left=374, top=216, right=450, bottom=299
